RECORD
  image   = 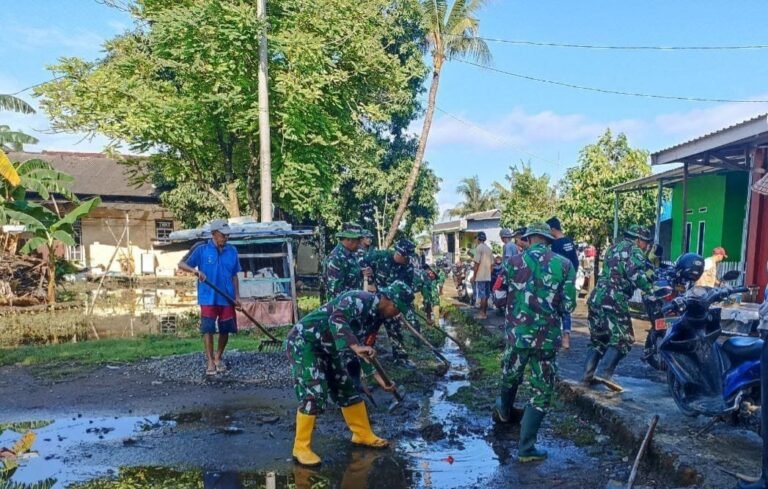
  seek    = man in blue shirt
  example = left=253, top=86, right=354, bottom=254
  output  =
left=179, top=219, right=242, bottom=375
left=546, top=217, right=579, bottom=350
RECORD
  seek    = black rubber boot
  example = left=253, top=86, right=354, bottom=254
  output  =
left=600, top=347, right=626, bottom=380
left=518, top=405, right=547, bottom=462
left=492, top=386, right=518, bottom=424
left=582, top=348, right=603, bottom=384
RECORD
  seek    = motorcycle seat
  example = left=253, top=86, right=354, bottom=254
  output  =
left=721, top=336, right=763, bottom=363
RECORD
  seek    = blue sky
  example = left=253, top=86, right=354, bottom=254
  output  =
left=3, top=1, right=768, bottom=219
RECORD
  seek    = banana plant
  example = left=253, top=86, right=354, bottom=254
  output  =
left=13, top=197, right=101, bottom=303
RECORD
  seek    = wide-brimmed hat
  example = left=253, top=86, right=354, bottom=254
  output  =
left=523, top=222, right=554, bottom=241
left=209, top=219, right=232, bottom=235
left=713, top=247, right=728, bottom=258
left=624, top=225, right=652, bottom=242
left=394, top=239, right=416, bottom=257
left=379, top=281, right=414, bottom=315
left=336, top=222, right=365, bottom=239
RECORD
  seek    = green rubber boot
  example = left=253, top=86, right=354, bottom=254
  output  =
left=518, top=406, right=547, bottom=463
left=492, top=386, right=517, bottom=424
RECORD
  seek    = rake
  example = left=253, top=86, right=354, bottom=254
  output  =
left=201, top=278, right=284, bottom=353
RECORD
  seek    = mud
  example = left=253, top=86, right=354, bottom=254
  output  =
left=3, top=318, right=646, bottom=489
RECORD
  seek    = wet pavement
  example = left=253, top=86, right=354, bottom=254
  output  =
left=2, top=318, right=621, bottom=489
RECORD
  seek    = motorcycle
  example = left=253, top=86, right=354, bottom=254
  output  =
left=453, top=261, right=474, bottom=304
left=658, top=270, right=759, bottom=419
left=642, top=264, right=690, bottom=371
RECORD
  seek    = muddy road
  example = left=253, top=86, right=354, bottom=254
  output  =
left=2, top=322, right=653, bottom=489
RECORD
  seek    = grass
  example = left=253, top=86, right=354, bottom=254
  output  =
left=0, top=330, right=286, bottom=371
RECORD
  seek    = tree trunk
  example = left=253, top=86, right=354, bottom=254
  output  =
left=47, top=247, right=56, bottom=304
left=383, top=60, right=443, bottom=248
left=225, top=182, right=241, bottom=218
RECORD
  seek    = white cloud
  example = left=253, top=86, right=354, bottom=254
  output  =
left=654, top=97, right=768, bottom=141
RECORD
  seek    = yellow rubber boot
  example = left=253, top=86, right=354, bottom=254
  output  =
left=341, top=402, right=389, bottom=448
left=292, top=411, right=321, bottom=466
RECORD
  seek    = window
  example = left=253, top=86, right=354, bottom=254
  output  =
left=685, top=222, right=692, bottom=253
left=65, top=219, right=84, bottom=265
left=155, top=220, right=174, bottom=241
left=686, top=209, right=694, bottom=215
left=696, top=221, right=705, bottom=256
left=698, top=207, right=708, bottom=214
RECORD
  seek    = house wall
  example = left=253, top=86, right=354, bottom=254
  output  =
left=670, top=173, right=746, bottom=261
left=79, top=206, right=184, bottom=275
left=746, top=148, right=768, bottom=298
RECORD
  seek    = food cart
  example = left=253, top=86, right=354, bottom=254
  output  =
left=168, top=219, right=314, bottom=328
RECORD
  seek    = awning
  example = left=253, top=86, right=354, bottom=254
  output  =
left=610, top=164, right=727, bottom=193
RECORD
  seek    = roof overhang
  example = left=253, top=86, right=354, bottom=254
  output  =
left=432, top=219, right=464, bottom=233
left=611, top=164, right=729, bottom=193
left=652, top=114, right=768, bottom=167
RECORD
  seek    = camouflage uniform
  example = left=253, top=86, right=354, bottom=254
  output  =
left=501, top=242, right=576, bottom=412
left=324, top=243, right=363, bottom=300
left=587, top=237, right=654, bottom=356
left=363, top=247, right=415, bottom=357
left=436, top=269, right=446, bottom=293
left=286, top=291, right=382, bottom=415
left=414, top=269, right=439, bottom=315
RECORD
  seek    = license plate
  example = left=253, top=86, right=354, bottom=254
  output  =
left=654, top=317, right=674, bottom=331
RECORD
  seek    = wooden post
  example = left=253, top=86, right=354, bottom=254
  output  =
left=681, top=161, right=689, bottom=254
left=654, top=179, right=664, bottom=245
left=257, top=0, right=272, bottom=222
left=613, top=191, right=619, bottom=242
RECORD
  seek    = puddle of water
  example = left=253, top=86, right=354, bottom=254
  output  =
left=0, top=415, right=172, bottom=487
left=394, top=319, right=500, bottom=488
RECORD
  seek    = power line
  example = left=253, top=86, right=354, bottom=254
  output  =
left=449, top=35, right=768, bottom=50
left=455, top=59, right=768, bottom=103
left=10, top=77, right=64, bottom=96
left=435, top=106, right=558, bottom=166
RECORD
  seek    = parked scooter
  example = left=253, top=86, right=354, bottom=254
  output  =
left=658, top=270, right=758, bottom=419
left=453, top=261, right=474, bottom=304
left=642, top=253, right=704, bottom=371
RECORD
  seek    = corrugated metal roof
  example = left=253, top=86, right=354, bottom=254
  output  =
left=611, top=164, right=725, bottom=192
left=652, top=113, right=768, bottom=166
left=463, top=209, right=501, bottom=220
left=8, top=150, right=157, bottom=200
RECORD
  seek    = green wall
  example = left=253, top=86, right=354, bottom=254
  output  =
left=669, top=173, right=747, bottom=261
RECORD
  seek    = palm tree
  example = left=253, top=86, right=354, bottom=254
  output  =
left=383, top=0, right=490, bottom=247
left=448, top=175, right=497, bottom=217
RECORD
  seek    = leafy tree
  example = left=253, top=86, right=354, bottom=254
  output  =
left=385, top=0, right=491, bottom=247
left=448, top=175, right=497, bottom=217
left=36, top=0, right=427, bottom=226
left=558, top=129, right=655, bottom=267
left=498, top=162, right=558, bottom=229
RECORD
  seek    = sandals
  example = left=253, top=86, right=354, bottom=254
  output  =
left=205, top=366, right=217, bottom=376
left=215, top=361, right=227, bottom=373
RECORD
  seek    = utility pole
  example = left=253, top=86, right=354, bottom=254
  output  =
left=257, top=0, right=272, bottom=222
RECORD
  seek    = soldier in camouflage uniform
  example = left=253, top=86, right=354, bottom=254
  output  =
left=582, top=225, right=655, bottom=386
left=492, top=222, right=576, bottom=463
left=436, top=267, right=447, bottom=295
left=323, top=223, right=366, bottom=301
left=414, top=265, right=440, bottom=322
left=286, top=282, right=414, bottom=466
left=362, top=239, right=416, bottom=366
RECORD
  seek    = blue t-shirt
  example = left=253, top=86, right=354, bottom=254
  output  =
left=551, top=236, right=579, bottom=270
left=184, top=240, right=241, bottom=306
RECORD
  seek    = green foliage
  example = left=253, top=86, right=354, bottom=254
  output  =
left=448, top=175, right=497, bottom=218
left=36, top=0, right=429, bottom=227
left=0, top=95, right=35, bottom=115
left=499, top=162, right=558, bottom=229
left=0, top=420, right=53, bottom=435
left=558, top=129, right=655, bottom=249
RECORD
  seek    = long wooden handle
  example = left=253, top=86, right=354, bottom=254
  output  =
left=627, top=415, right=659, bottom=488
left=414, top=310, right=466, bottom=351
left=202, top=278, right=280, bottom=342
left=398, top=314, right=451, bottom=366
left=368, top=355, right=403, bottom=401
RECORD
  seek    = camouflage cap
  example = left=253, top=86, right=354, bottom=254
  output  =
left=522, top=222, right=555, bottom=241
left=624, top=224, right=652, bottom=242
left=336, top=222, right=365, bottom=239
left=379, top=280, right=414, bottom=315
left=394, top=239, right=416, bottom=257
left=361, top=229, right=374, bottom=239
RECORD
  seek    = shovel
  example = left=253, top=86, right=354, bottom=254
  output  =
left=201, top=278, right=283, bottom=353
left=398, top=314, right=451, bottom=373
left=413, top=310, right=467, bottom=352
left=367, top=354, right=405, bottom=413
left=605, top=414, right=659, bottom=489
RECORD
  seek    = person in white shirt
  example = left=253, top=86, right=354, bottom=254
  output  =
left=696, top=247, right=727, bottom=288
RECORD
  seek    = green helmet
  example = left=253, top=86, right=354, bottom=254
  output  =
left=625, top=225, right=652, bottom=242
left=523, top=222, right=555, bottom=241
left=336, top=222, right=365, bottom=239
left=379, top=280, right=414, bottom=315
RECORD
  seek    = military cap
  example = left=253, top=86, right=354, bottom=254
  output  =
left=379, top=280, right=414, bottom=315
left=523, top=222, right=555, bottom=241
left=624, top=225, right=652, bottom=242
left=394, top=239, right=416, bottom=257
left=500, top=228, right=514, bottom=239
left=336, top=222, right=365, bottom=239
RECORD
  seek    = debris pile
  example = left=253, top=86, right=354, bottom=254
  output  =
left=0, top=253, right=48, bottom=306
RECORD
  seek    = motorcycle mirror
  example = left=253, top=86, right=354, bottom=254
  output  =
left=654, top=286, right=673, bottom=298
left=721, top=270, right=741, bottom=281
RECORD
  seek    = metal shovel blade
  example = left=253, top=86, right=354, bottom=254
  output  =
left=388, top=388, right=406, bottom=413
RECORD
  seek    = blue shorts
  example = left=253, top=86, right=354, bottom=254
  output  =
left=562, top=313, right=572, bottom=332
left=200, top=305, right=238, bottom=335
left=475, top=281, right=491, bottom=300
